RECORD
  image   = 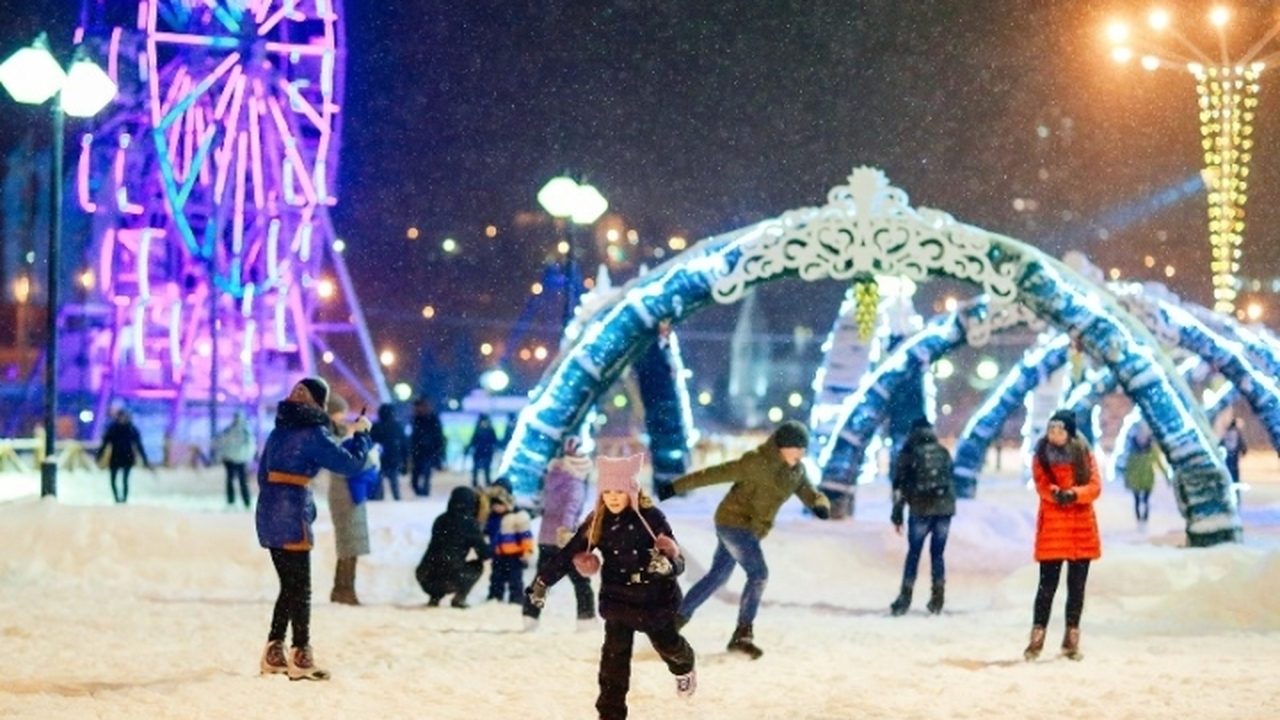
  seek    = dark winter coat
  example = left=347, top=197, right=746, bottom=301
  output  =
left=417, top=487, right=492, bottom=597
left=254, top=401, right=372, bottom=551
left=410, top=411, right=446, bottom=467
left=541, top=504, right=684, bottom=626
left=370, top=405, right=406, bottom=473
left=890, top=426, right=957, bottom=524
left=670, top=431, right=829, bottom=539
left=98, top=418, right=149, bottom=470
left=466, top=422, right=500, bottom=464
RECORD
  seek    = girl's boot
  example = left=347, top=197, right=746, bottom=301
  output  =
left=1023, top=625, right=1047, bottom=661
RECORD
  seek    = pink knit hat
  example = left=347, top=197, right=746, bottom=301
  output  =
left=596, top=453, right=646, bottom=509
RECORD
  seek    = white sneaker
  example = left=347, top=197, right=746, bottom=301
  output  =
left=522, top=615, right=539, bottom=632
left=675, top=669, right=697, bottom=699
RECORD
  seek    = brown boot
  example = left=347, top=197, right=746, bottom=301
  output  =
left=1023, top=625, right=1046, bottom=661
left=1061, top=626, right=1083, bottom=661
left=330, top=557, right=360, bottom=605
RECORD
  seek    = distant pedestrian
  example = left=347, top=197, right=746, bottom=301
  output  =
left=1023, top=409, right=1101, bottom=663
left=1220, top=418, right=1247, bottom=504
left=215, top=410, right=256, bottom=508
left=522, top=437, right=597, bottom=631
left=96, top=409, right=152, bottom=504
left=409, top=399, right=446, bottom=496
left=324, top=395, right=380, bottom=606
left=465, top=413, right=500, bottom=488
left=369, top=404, right=405, bottom=501
left=888, top=417, right=956, bottom=616
left=658, top=419, right=831, bottom=659
left=1121, top=424, right=1167, bottom=525
left=255, top=377, right=371, bottom=681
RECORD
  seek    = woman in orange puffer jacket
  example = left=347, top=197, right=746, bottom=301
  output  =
left=1023, top=409, right=1101, bottom=663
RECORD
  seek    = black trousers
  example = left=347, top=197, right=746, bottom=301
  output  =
left=597, top=616, right=695, bottom=720
left=523, top=543, right=596, bottom=620
left=1033, top=559, right=1091, bottom=628
left=268, top=548, right=312, bottom=648
left=224, top=462, right=250, bottom=506
left=488, top=555, right=526, bottom=603
left=109, top=466, right=133, bottom=503
left=410, top=460, right=435, bottom=497
left=1132, top=489, right=1151, bottom=521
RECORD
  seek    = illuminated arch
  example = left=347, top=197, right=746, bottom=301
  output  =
left=501, top=168, right=1240, bottom=546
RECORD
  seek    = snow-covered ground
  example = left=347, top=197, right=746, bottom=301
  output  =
left=2, top=457, right=1279, bottom=720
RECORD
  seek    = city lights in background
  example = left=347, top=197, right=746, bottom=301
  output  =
left=481, top=369, right=510, bottom=393
left=392, top=382, right=413, bottom=401
left=315, top=277, right=335, bottom=299
left=379, top=349, right=396, bottom=367
left=406, top=227, right=419, bottom=240
left=421, top=305, right=436, bottom=319
left=1106, top=5, right=1277, bottom=315
left=322, top=351, right=335, bottom=364
left=697, top=390, right=713, bottom=406
left=442, top=238, right=458, bottom=253
left=480, top=342, right=493, bottom=356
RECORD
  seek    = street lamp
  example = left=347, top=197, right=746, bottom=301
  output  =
left=0, top=34, right=117, bottom=498
left=537, top=175, right=609, bottom=326
left=1106, top=7, right=1279, bottom=315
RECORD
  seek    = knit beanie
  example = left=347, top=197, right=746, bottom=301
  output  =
left=773, top=420, right=810, bottom=449
left=1048, top=410, right=1077, bottom=439
left=298, top=377, right=330, bottom=408
left=596, top=454, right=646, bottom=509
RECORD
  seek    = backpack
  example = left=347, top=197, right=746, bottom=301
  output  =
left=910, top=441, right=953, bottom=498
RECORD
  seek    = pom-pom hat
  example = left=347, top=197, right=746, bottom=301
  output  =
left=596, top=453, right=646, bottom=509
left=1048, top=410, right=1077, bottom=438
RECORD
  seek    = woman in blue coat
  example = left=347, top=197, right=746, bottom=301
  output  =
left=255, top=377, right=371, bottom=681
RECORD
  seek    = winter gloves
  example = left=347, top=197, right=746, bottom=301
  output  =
left=524, top=578, right=548, bottom=608
left=812, top=504, right=831, bottom=520
left=655, top=483, right=677, bottom=502
left=653, top=535, right=679, bottom=559
left=573, top=551, right=601, bottom=576
left=1052, top=487, right=1077, bottom=506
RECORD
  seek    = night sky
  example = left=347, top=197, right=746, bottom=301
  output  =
left=3, top=0, right=1280, bottom=399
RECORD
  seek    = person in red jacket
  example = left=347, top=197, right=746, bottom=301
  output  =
left=1023, top=409, right=1102, bottom=662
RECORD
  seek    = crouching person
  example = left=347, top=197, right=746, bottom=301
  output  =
left=526, top=454, right=696, bottom=720
left=416, top=486, right=491, bottom=608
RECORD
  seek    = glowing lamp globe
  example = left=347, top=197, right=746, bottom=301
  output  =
left=537, top=176, right=582, bottom=219
left=61, top=59, right=117, bottom=117
left=0, top=41, right=66, bottom=105
left=570, top=183, right=609, bottom=224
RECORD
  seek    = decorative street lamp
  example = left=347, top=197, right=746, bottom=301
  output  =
left=537, top=175, right=609, bottom=326
left=0, top=34, right=117, bottom=498
left=1106, top=7, right=1279, bottom=316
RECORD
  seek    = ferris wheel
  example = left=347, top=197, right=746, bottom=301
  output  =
left=74, top=0, right=386, bottom=437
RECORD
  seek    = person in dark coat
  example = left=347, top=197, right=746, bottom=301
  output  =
left=369, top=404, right=405, bottom=501
left=888, top=417, right=957, bottom=616
left=465, top=413, right=500, bottom=488
left=255, top=377, right=372, bottom=681
left=526, top=454, right=697, bottom=720
left=1220, top=417, right=1247, bottom=504
left=96, top=409, right=152, bottom=503
left=416, top=486, right=491, bottom=607
left=409, top=399, right=446, bottom=497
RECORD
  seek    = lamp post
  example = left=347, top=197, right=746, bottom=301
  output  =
left=1, top=34, right=117, bottom=498
left=1106, top=7, right=1279, bottom=316
left=537, top=176, right=609, bottom=327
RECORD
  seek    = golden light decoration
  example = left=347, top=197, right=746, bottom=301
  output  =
left=853, top=278, right=879, bottom=341
left=1105, top=6, right=1278, bottom=315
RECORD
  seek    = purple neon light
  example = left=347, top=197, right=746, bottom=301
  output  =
left=78, top=134, right=97, bottom=212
